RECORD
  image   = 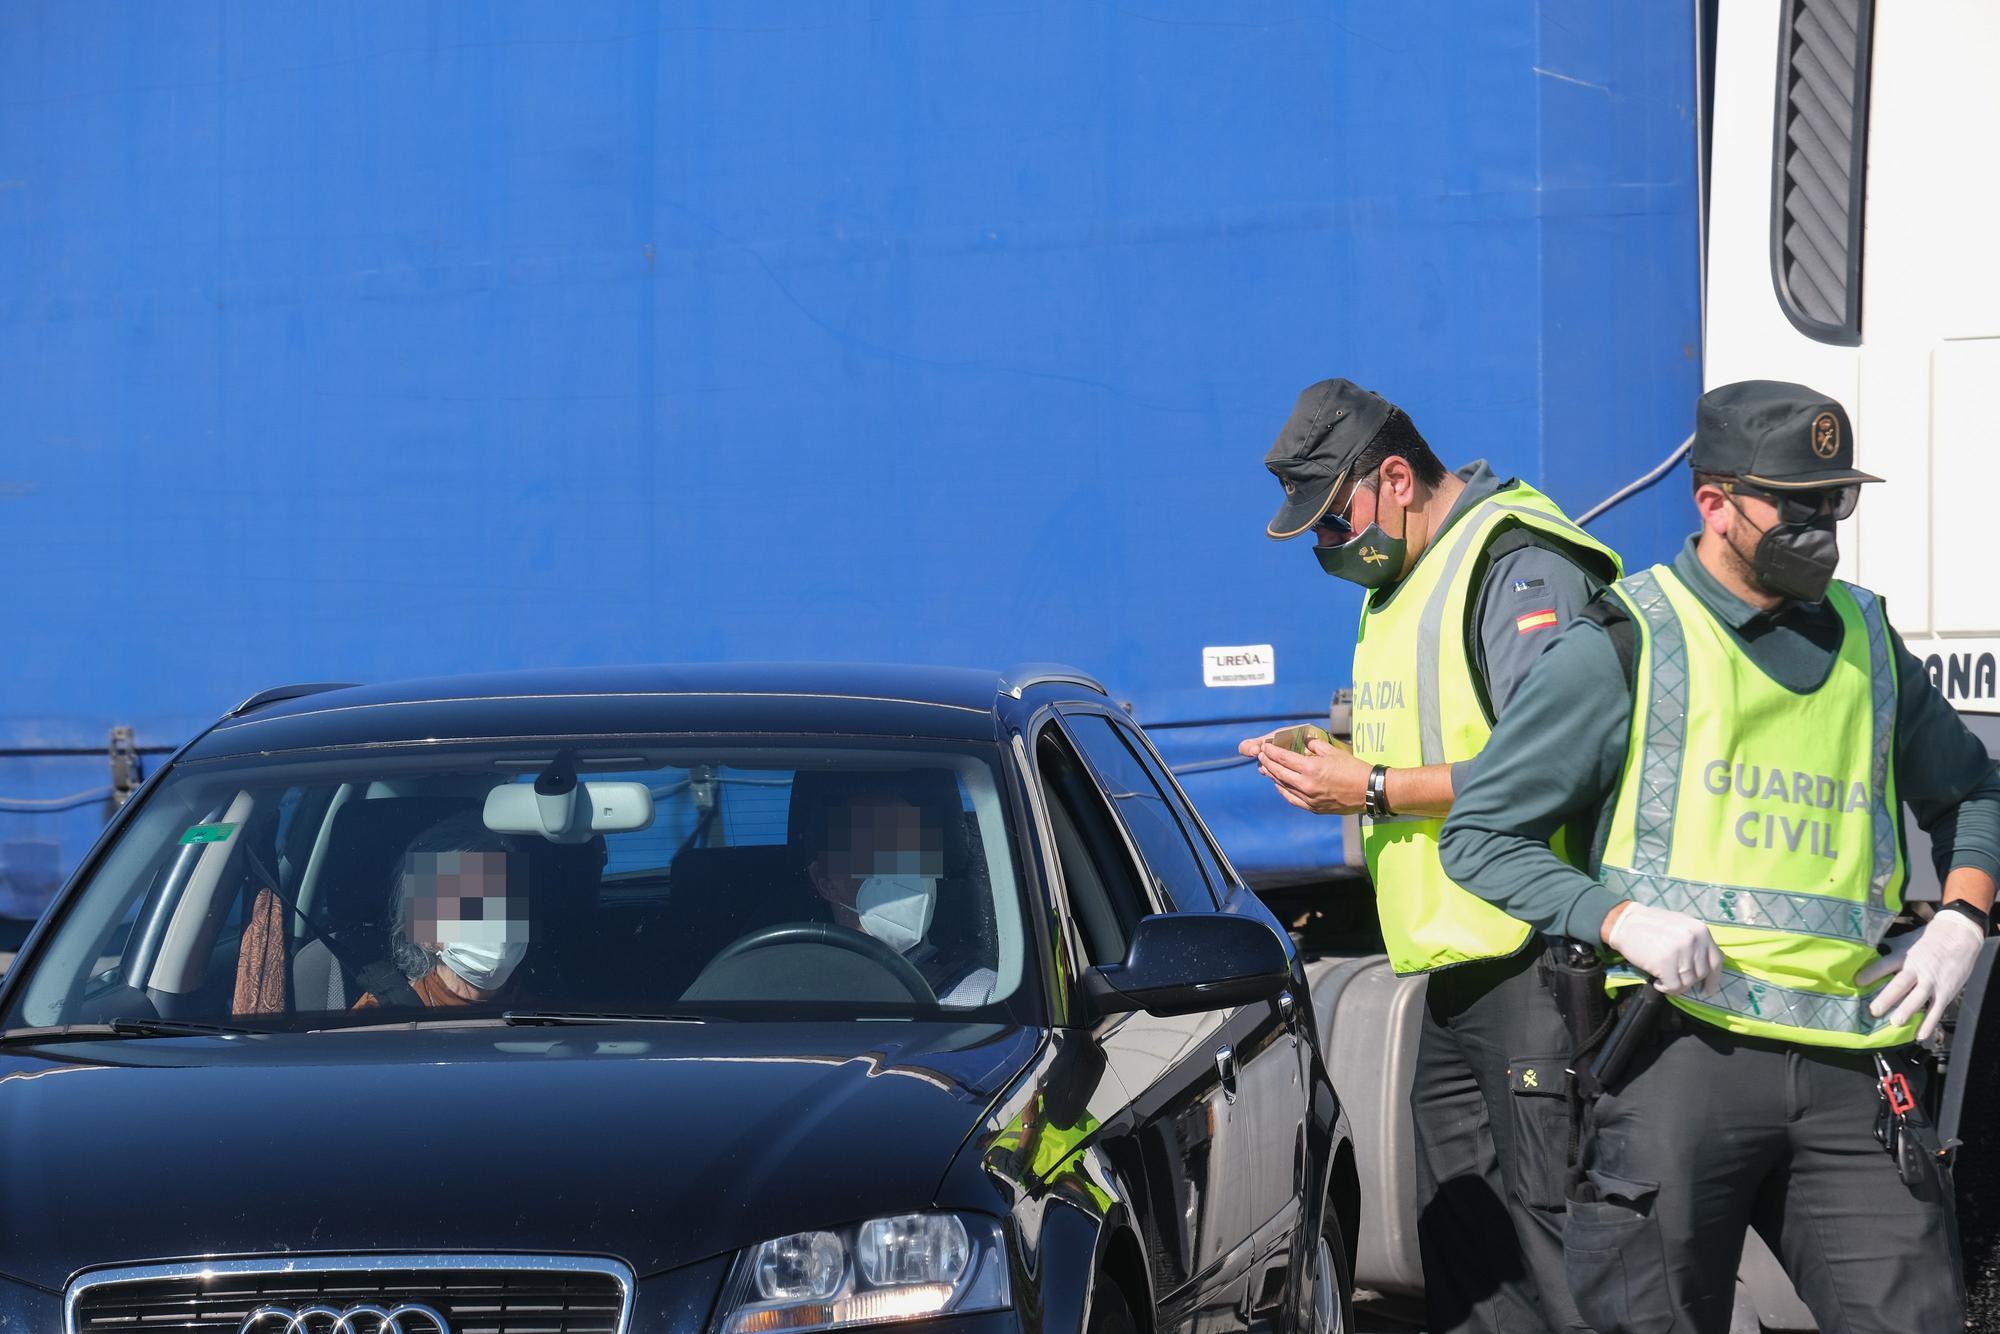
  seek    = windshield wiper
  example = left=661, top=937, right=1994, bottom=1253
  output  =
left=499, top=1010, right=715, bottom=1027
left=0, top=1017, right=264, bottom=1044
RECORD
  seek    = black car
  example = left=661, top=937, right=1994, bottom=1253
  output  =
left=0, top=663, right=1356, bottom=1334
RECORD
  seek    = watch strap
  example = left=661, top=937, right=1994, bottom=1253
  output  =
left=1937, top=899, right=1992, bottom=935
left=1366, top=764, right=1391, bottom=818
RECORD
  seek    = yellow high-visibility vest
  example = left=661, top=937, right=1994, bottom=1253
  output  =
left=1598, top=565, right=1914, bottom=1048
left=1352, top=483, right=1621, bottom=975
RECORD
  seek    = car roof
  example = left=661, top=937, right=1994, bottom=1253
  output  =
left=185, top=662, right=1108, bottom=760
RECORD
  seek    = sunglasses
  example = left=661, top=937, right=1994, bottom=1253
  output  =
left=1721, top=479, right=1861, bottom=524
left=1310, top=467, right=1374, bottom=537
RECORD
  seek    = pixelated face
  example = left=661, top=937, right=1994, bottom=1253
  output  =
left=816, top=796, right=945, bottom=910
left=402, top=850, right=531, bottom=953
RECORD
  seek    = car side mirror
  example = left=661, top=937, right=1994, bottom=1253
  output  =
left=1084, top=913, right=1290, bottom=1018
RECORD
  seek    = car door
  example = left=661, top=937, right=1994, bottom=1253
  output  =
left=1034, top=713, right=1259, bottom=1332
left=1059, top=710, right=1308, bottom=1319
left=1120, top=719, right=1313, bottom=1326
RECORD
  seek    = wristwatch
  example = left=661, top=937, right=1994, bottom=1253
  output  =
left=1365, top=764, right=1391, bottom=818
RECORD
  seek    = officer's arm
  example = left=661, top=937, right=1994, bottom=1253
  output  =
left=1379, top=763, right=1455, bottom=818
left=1467, top=540, right=1608, bottom=719
left=1437, top=618, right=1631, bottom=941
left=1252, top=540, right=1601, bottom=821
left=1352, top=543, right=1604, bottom=819
left=1888, top=625, right=2000, bottom=913
left=1253, top=731, right=1458, bottom=818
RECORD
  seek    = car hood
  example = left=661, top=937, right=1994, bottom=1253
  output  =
left=0, top=1020, right=1042, bottom=1292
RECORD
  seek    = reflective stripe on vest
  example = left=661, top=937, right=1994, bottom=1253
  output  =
left=1601, top=566, right=1910, bottom=1048
left=1353, top=484, right=1621, bottom=975
left=1600, top=866, right=1897, bottom=943
left=1705, top=967, right=1891, bottom=1033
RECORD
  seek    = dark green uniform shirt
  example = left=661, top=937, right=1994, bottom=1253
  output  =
left=1438, top=536, right=2000, bottom=942
left=1378, top=462, right=1613, bottom=793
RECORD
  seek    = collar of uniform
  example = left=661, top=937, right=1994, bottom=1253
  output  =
left=1443, top=459, right=1507, bottom=523
left=1669, top=533, right=1770, bottom=630
left=1364, top=459, right=1509, bottom=610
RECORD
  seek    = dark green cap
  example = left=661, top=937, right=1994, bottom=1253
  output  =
left=1693, top=380, right=1882, bottom=489
left=1264, top=378, right=1397, bottom=539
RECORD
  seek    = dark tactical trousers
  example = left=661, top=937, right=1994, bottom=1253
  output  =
left=1566, top=1019, right=1964, bottom=1334
left=1413, top=943, right=1587, bottom=1334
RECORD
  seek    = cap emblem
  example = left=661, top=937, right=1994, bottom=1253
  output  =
left=1812, top=411, right=1840, bottom=459
left=1283, top=480, right=1297, bottom=494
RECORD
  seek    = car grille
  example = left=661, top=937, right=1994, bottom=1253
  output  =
left=67, top=1257, right=631, bottom=1334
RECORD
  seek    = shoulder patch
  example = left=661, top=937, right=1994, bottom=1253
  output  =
left=1516, top=609, right=1559, bottom=634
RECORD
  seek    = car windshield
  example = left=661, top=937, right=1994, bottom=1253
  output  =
left=4, top=739, right=1040, bottom=1032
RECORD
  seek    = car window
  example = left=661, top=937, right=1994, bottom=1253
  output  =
left=5, top=741, right=1038, bottom=1032
left=596, top=766, right=796, bottom=882
left=1181, top=819, right=1236, bottom=905
left=1117, top=719, right=1241, bottom=904
left=1142, top=738, right=1242, bottom=901
left=1035, top=726, right=1149, bottom=968
left=1062, top=713, right=1219, bottom=911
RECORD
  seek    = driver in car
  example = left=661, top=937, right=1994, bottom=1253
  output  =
left=354, top=813, right=533, bottom=1010
left=807, top=787, right=996, bottom=1007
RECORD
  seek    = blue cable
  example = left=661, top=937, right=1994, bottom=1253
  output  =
left=1576, top=433, right=1695, bottom=526
left=0, top=787, right=112, bottom=814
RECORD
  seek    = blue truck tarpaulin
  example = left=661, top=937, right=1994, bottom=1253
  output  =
left=0, top=1, right=1701, bottom=913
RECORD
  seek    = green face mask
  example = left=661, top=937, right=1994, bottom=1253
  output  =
left=1313, top=524, right=1406, bottom=588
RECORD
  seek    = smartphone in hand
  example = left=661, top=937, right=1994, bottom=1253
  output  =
left=1270, top=724, right=1349, bottom=755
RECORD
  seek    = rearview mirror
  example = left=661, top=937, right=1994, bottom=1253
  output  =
left=483, top=780, right=655, bottom=843
left=1085, top=913, right=1290, bottom=1018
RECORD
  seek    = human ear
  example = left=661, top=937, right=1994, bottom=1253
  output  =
left=1379, top=456, right=1417, bottom=504
left=1694, top=484, right=1732, bottom=537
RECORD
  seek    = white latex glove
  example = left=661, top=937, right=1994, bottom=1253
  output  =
left=1858, top=909, right=1985, bottom=1042
left=1605, top=902, right=1724, bottom=996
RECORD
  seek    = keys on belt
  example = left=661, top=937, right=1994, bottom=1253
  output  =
left=1873, top=1051, right=1952, bottom=1188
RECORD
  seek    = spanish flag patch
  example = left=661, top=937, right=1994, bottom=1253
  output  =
left=1516, top=609, right=1559, bottom=634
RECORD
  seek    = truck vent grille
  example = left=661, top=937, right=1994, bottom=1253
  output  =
left=68, top=1259, right=629, bottom=1334
left=1773, top=0, right=1874, bottom=343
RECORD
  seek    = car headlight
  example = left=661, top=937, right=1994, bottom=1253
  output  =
left=715, top=1212, right=1011, bottom=1333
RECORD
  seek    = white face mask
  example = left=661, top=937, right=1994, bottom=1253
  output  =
left=854, top=874, right=938, bottom=954
left=435, top=920, right=529, bottom=992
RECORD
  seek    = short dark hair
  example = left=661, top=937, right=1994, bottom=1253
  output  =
left=1347, top=408, right=1448, bottom=489
left=1691, top=469, right=1733, bottom=497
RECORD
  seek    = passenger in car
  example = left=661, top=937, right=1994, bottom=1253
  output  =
left=805, top=782, right=997, bottom=1007
left=353, top=813, right=533, bottom=1010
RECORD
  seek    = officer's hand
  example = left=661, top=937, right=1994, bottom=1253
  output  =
left=1604, top=902, right=1724, bottom=996
left=1255, top=739, right=1368, bottom=816
left=1858, top=909, right=1985, bottom=1042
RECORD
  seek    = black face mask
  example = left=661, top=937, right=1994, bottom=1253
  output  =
left=1310, top=473, right=1407, bottom=589
left=1732, top=500, right=1839, bottom=603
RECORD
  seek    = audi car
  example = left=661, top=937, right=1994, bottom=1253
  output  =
left=0, top=664, right=1356, bottom=1334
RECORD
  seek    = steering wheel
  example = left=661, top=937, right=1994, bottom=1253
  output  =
left=707, top=921, right=937, bottom=1004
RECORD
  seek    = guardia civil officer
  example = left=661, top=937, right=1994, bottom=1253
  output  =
left=1439, top=380, right=2000, bottom=1333
left=1242, top=379, right=1622, bottom=1334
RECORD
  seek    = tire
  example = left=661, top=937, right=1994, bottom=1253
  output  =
left=1304, top=1196, right=1356, bottom=1334
left=1086, top=1278, right=1139, bottom=1334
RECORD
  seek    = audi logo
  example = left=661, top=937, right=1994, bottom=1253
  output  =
left=238, top=1303, right=451, bottom=1334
